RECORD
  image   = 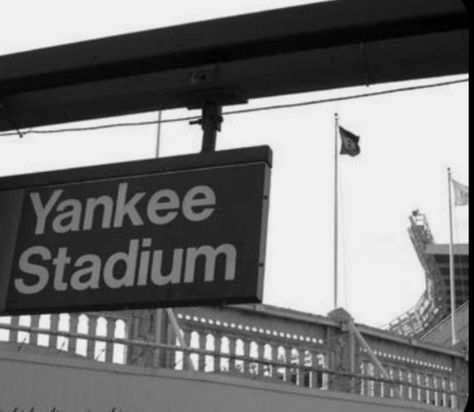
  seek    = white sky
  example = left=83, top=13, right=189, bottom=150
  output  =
left=0, top=0, right=469, bottom=327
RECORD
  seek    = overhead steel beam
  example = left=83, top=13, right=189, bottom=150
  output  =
left=0, top=0, right=468, bottom=131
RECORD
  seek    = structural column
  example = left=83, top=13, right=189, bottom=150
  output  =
left=50, top=314, right=60, bottom=350
left=296, top=349, right=305, bottom=386
left=453, top=356, right=468, bottom=409
left=9, top=316, right=20, bottom=344
left=256, top=342, right=265, bottom=375
left=214, top=334, right=222, bottom=372
left=271, top=345, right=279, bottom=378
left=198, top=333, right=207, bottom=371
left=228, top=337, right=237, bottom=372
left=243, top=340, right=250, bottom=373
left=182, top=329, right=192, bottom=371
left=105, top=318, right=115, bottom=363
left=30, top=315, right=41, bottom=346
left=69, top=314, right=79, bottom=355
left=127, top=310, right=156, bottom=367
left=285, top=347, right=292, bottom=382
left=86, top=316, right=98, bottom=360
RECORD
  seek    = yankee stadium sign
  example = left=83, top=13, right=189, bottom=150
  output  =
left=0, top=146, right=271, bottom=315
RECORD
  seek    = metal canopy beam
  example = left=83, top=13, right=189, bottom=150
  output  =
left=0, top=0, right=468, bottom=131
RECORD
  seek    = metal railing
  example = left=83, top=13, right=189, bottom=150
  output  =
left=0, top=312, right=468, bottom=410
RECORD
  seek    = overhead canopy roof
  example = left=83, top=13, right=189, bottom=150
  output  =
left=425, top=244, right=469, bottom=256
left=0, top=0, right=468, bottom=131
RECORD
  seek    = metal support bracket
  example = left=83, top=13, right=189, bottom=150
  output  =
left=186, top=66, right=247, bottom=152
left=190, top=101, right=223, bottom=153
left=328, top=307, right=402, bottom=399
left=0, top=100, right=24, bottom=138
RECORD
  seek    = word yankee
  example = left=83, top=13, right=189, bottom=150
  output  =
left=31, top=183, right=216, bottom=234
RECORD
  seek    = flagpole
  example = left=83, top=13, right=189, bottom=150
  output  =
left=334, top=113, right=339, bottom=309
left=447, top=167, right=457, bottom=346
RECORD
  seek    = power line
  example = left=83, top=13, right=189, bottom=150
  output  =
left=0, top=77, right=468, bottom=138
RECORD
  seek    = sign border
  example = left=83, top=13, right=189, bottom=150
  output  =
left=0, top=146, right=272, bottom=315
left=0, top=146, right=272, bottom=191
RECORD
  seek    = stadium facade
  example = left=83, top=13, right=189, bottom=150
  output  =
left=388, top=211, right=469, bottom=349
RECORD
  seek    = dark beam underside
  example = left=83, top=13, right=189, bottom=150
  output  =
left=0, top=0, right=468, bottom=131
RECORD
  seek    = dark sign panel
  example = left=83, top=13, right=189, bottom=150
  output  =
left=0, top=146, right=271, bottom=315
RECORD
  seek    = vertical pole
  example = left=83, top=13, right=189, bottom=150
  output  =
left=153, top=111, right=164, bottom=367
left=154, top=110, right=196, bottom=370
left=155, top=111, right=162, bottom=157
left=334, top=113, right=339, bottom=309
left=201, top=102, right=222, bottom=152
left=447, top=168, right=457, bottom=346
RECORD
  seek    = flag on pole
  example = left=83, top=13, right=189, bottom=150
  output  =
left=451, top=179, right=469, bottom=206
left=339, top=126, right=360, bottom=156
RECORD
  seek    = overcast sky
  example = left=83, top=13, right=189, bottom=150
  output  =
left=0, top=0, right=469, bottom=327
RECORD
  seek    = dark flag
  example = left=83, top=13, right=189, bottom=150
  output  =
left=339, top=126, right=360, bottom=157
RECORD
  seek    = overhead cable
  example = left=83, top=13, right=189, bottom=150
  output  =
left=0, top=77, right=468, bottom=138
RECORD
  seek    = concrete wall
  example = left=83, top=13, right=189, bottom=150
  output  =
left=0, top=350, right=448, bottom=412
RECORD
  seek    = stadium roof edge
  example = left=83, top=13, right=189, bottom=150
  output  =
left=425, top=244, right=469, bottom=255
